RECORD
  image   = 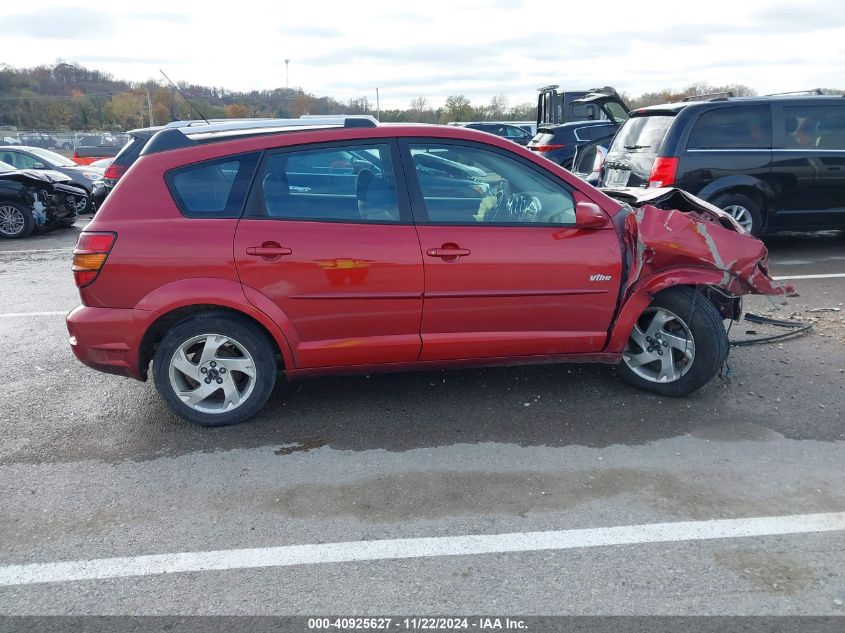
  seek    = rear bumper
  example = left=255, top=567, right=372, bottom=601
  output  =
left=66, top=305, right=150, bottom=380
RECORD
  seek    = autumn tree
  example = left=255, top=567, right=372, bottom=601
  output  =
left=441, top=94, right=473, bottom=123
left=225, top=103, right=249, bottom=118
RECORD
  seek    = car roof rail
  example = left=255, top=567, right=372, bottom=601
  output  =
left=142, top=115, right=379, bottom=156
left=764, top=89, right=824, bottom=96
left=681, top=91, right=735, bottom=102
left=163, top=115, right=377, bottom=133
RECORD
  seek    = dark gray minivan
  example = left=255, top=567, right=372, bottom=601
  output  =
left=599, top=94, right=845, bottom=235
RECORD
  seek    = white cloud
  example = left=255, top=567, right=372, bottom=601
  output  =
left=1, top=0, right=843, bottom=108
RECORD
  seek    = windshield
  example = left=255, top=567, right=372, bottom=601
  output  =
left=28, top=147, right=78, bottom=167
left=609, top=115, right=674, bottom=154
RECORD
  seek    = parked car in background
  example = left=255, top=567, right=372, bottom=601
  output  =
left=2, top=136, right=21, bottom=146
left=0, top=162, right=87, bottom=238
left=527, top=120, right=618, bottom=169
left=18, top=132, right=58, bottom=149
left=93, top=124, right=164, bottom=206
left=599, top=93, right=845, bottom=235
left=462, top=123, right=534, bottom=146
left=0, top=146, right=104, bottom=213
left=68, top=116, right=787, bottom=427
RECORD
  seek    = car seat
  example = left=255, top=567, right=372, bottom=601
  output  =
left=355, top=170, right=398, bottom=221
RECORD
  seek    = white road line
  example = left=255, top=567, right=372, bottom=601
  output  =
left=0, top=311, right=67, bottom=318
left=0, top=248, right=73, bottom=255
left=1, top=511, right=843, bottom=587
left=773, top=273, right=845, bottom=280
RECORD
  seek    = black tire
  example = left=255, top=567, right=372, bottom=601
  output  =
left=711, top=192, right=764, bottom=236
left=58, top=216, right=77, bottom=228
left=152, top=312, right=277, bottom=427
left=616, top=286, right=729, bottom=397
left=0, top=201, right=34, bottom=239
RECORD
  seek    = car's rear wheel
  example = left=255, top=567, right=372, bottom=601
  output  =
left=0, top=202, right=34, bottom=239
left=711, top=192, right=763, bottom=236
left=617, top=286, right=728, bottom=396
left=153, top=313, right=277, bottom=426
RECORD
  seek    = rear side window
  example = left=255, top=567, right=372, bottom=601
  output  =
left=167, top=153, right=260, bottom=218
left=783, top=105, right=845, bottom=149
left=609, top=115, right=674, bottom=154
left=249, top=143, right=403, bottom=223
left=687, top=106, right=771, bottom=149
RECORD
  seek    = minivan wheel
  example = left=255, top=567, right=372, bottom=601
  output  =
left=617, top=287, right=728, bottom=397
left=0, top=202, right=34, bottom=239
left=711, top=192, right=763, bottom=236
left=153, top=313, right=277, bottom=427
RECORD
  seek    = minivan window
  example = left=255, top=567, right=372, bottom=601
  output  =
left=783, top=105, right=845, bottom=149
left=687, top=106, right=771, bottom=149
left=608, top=115, right=674, bottom=154
left=167, top=153, right=260, bottom=218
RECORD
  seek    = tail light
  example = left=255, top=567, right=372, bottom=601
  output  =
left=73, top=232, right=116, bottom=288
left=648, top=157, right=678, bottom=188
left=530, top=144, right=565, bottom=152
left=103, top=163, right=128, bottom=180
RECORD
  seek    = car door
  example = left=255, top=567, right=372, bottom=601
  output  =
left=233, top=140, right=425, bottom=369
left=400, top=139, right=622, bottom=362
left=772, top=103, right=845, bottom=228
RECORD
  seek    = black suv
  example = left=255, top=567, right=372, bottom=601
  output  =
left=600, top=94, right=845, bottom=235
left=528, top=120, right=618, bottom=169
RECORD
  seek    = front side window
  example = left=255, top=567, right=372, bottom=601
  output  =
left=409, top=143, right=576, bottom=225
left=251, top=143, right=401, bottom=223
left=166, top=152, right=260, bottom=218
left=687, top=106, right=772, bottom=149
left=783, top=105, right=845, bottom=149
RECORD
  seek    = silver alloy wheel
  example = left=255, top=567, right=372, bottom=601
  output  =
left=623, top=307, right=696, bottom=383
left=722, top=204, right=754, bottom=232
left=0, top=204, right=25, bottom=236
left=74, top=197, right=87, bottom=214
left=168, top=333, right=257, bottom=414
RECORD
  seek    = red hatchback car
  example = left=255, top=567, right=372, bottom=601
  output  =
left=67, top=116, right=787, bottom=426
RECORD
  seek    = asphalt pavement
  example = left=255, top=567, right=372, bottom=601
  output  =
left=0, top=222, right=843, bottom=616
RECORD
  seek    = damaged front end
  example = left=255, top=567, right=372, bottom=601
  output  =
left=0, top=169, right=87, bottom=238
left=604, top=187, right=792, bottom=298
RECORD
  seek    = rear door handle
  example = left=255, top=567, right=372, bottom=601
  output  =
left=246, top=243, right=292, bottom=260
left=426, top=248, right=471, bottom=258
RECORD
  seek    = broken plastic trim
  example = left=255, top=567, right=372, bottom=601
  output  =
left=730, top=313, right=813, bottom=347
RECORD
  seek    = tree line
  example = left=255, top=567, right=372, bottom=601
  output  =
left=1, top=62, right=842, bottom=132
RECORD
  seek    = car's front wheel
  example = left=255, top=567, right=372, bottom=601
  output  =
left=152, top=313, right=277, bottom=426
left=0, top=202, right=34, bottom=239
left=617, top=286, right=728, bottom=396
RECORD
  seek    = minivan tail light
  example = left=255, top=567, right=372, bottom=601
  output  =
left=648, top=157, right=678, bottom=188
left=73, top=232, right=116, bottom=288
left=530, top=144, right=565, bottom=152
left=103, top=163, right=128, bottom=180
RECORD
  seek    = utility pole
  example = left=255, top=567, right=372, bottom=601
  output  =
left=284, top=59, right=290, bottom=89
left=147, top=89, right=154, bottom=126
left=375, top=88, right=380, bottom=121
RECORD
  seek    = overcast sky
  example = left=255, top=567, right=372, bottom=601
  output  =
left=2, top=0, right=844, bottom=109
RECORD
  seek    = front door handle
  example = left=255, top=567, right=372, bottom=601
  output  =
left=246, top=242, right=292, bottom=260
left=426, top=247, right=471, bottom=259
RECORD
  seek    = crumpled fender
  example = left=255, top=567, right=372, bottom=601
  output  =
left=622, top=203, right=791, bottom=297
left=602, top=191, right=793, bottom=354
